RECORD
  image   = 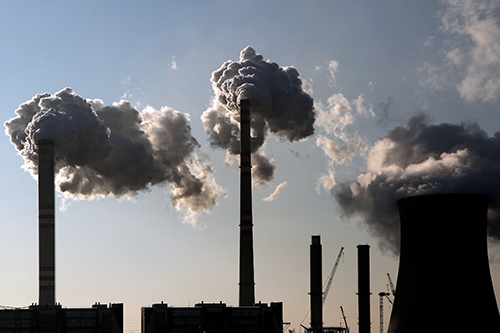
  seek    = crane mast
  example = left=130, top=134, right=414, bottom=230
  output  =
left=378, top=292, right=390, bottom=333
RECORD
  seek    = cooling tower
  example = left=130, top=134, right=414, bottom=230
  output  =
left=310, top=235, right=323, bottom=332
left=357, top=244, right=371, bottom=333
left=239, top=99, right=255, bottom=306
left=37, top=139, right=56, bottom=306
left=387, top=193, right=500, bottom=333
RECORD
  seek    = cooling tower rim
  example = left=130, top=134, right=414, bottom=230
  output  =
left=397, top=193, right=490, bottom=205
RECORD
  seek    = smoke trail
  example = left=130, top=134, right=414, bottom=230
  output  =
left=5, top=88, right=225, bottom=224
left=263, top=182, right=287, bottom=202
left=201, top=46, right=314, bottom=183
left=333, top=113, right=500, bottom=254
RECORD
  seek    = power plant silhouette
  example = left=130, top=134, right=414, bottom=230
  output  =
left=387, top=194, right=500, bottom=333
left=1, top=101, right=499, bottom=333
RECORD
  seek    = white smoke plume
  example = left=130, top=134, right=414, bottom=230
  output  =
left=333, top=113, right=500, bottom=254
left=263, top=181, right=287, bottom=202
left=315, top=93, right=373, bottom=190
left=5, top=88, right=225, bottom=224
left=201, top=46, right=315, bottom=184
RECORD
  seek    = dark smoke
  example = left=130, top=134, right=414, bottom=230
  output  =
left=334, top=113, right=500, bottom=254
left=201, top=46, right=314, bottom=183
left=5, top=88, right=225, bottom=224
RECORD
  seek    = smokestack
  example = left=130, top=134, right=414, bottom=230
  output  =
left=239, top=99, right=255, bottom=306
left=37, top=139, right=56, bottom=306
left=388, top=194, right=500, bottom=333
left=357, top=244, right=371, bottom=333
left=310, top=235, right=323, bottom=332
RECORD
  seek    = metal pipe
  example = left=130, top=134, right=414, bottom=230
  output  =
left=37, top=139, right=56, bottom=306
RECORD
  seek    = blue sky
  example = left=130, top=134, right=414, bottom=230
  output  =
left=1, top=1, right=500, bottom=332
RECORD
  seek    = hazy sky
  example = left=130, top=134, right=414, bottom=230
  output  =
left=1, top=1, right=500, bottom=332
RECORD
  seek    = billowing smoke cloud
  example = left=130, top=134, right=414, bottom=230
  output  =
left=5, top=88, right=225, bottom=224
left=201, top=46, right=315, bottom=183
left=333, top=113, right=500, bottom=254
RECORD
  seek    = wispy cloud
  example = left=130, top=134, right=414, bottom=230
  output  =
left=263, top=182, right=287, bottom=202
left=170, top=56, right=178, bottom=70
left=421, top=0, right=500, bottom=103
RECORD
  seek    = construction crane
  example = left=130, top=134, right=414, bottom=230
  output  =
left=300, top=246, right=345, bottom=331
left=340, top=306, right=349, bottom=333
left=323, top=247, right=344, bottom=304
left=387, top=273, right=396, bottom=295
left=378, top=292, right=391, bottom=333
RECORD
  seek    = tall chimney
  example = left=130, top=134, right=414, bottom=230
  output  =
left=388, top=194, right=500, bottom=333
left=357, top=244, right=371, bottom=333
left=239, top=99, right=255, bottom=306
left=37, top=139, right=56, bottom=306
left=310, top=235, right=323, bottom=332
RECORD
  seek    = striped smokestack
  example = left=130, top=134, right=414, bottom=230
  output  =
left=37, top=139, right=56, bottom=306
left=310, top=235, right=323, bottom=332
left=357, top=244, right=371, bottom=333
left=239, top=99, right=255, bottom=306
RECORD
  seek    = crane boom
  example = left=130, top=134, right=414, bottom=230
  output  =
left=387, top=273, right=396, bottom=295
left=323, top=247, right=344, bottom=304
left=340, top=306, right=349, bottom=333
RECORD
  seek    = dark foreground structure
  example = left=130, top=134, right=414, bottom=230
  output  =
left=0, top=303, right=123, bottom=332
left=357, top=244, right=371, bottom=333
left=141, top=302, right=283, bottom=333
left=387, top=193, right=500, bottom=333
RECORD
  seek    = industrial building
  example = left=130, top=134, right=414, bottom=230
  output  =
left=0, top=139, right=124, bottom=333
left=0, top=303, right=123, bottom=332
left=140, top=99, right=284, bottom=333
left=141, top=302, right=283, bottom=333
left=5, top=105, right=500, bottom=333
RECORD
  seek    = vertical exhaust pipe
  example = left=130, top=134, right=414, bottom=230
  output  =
left=357, top=244, right=371, bottom=333
left=239, top=99, right=255, bottom=306
left=37, top=139, right=56, bottom=306
left=310, top=235, right=323, bottom=332
left=388, top=194, right=500, bottom=333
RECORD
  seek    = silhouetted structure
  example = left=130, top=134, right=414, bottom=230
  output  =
left=0, top=303, right=123, bottom=332
left=0, top=140, right=124, bottom=331
left=357, top=244, right=371, bottom=333
left=38, top=139, right=56, bottom=306
left=239, top=99, right=255, bottom=307
left=387, top=193, right=500, bottom=333
left=303, top=236, right=347, bottom=333
left=310, top=235, right=323, bottom=332
left=141, top=302, right=282, bottom=333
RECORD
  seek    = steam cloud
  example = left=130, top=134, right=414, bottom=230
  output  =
left=334, top=113, right=500, bottom=254
left=201, top=46, right=315, bottom=183
left=5, top=88, right=225, bottom=224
